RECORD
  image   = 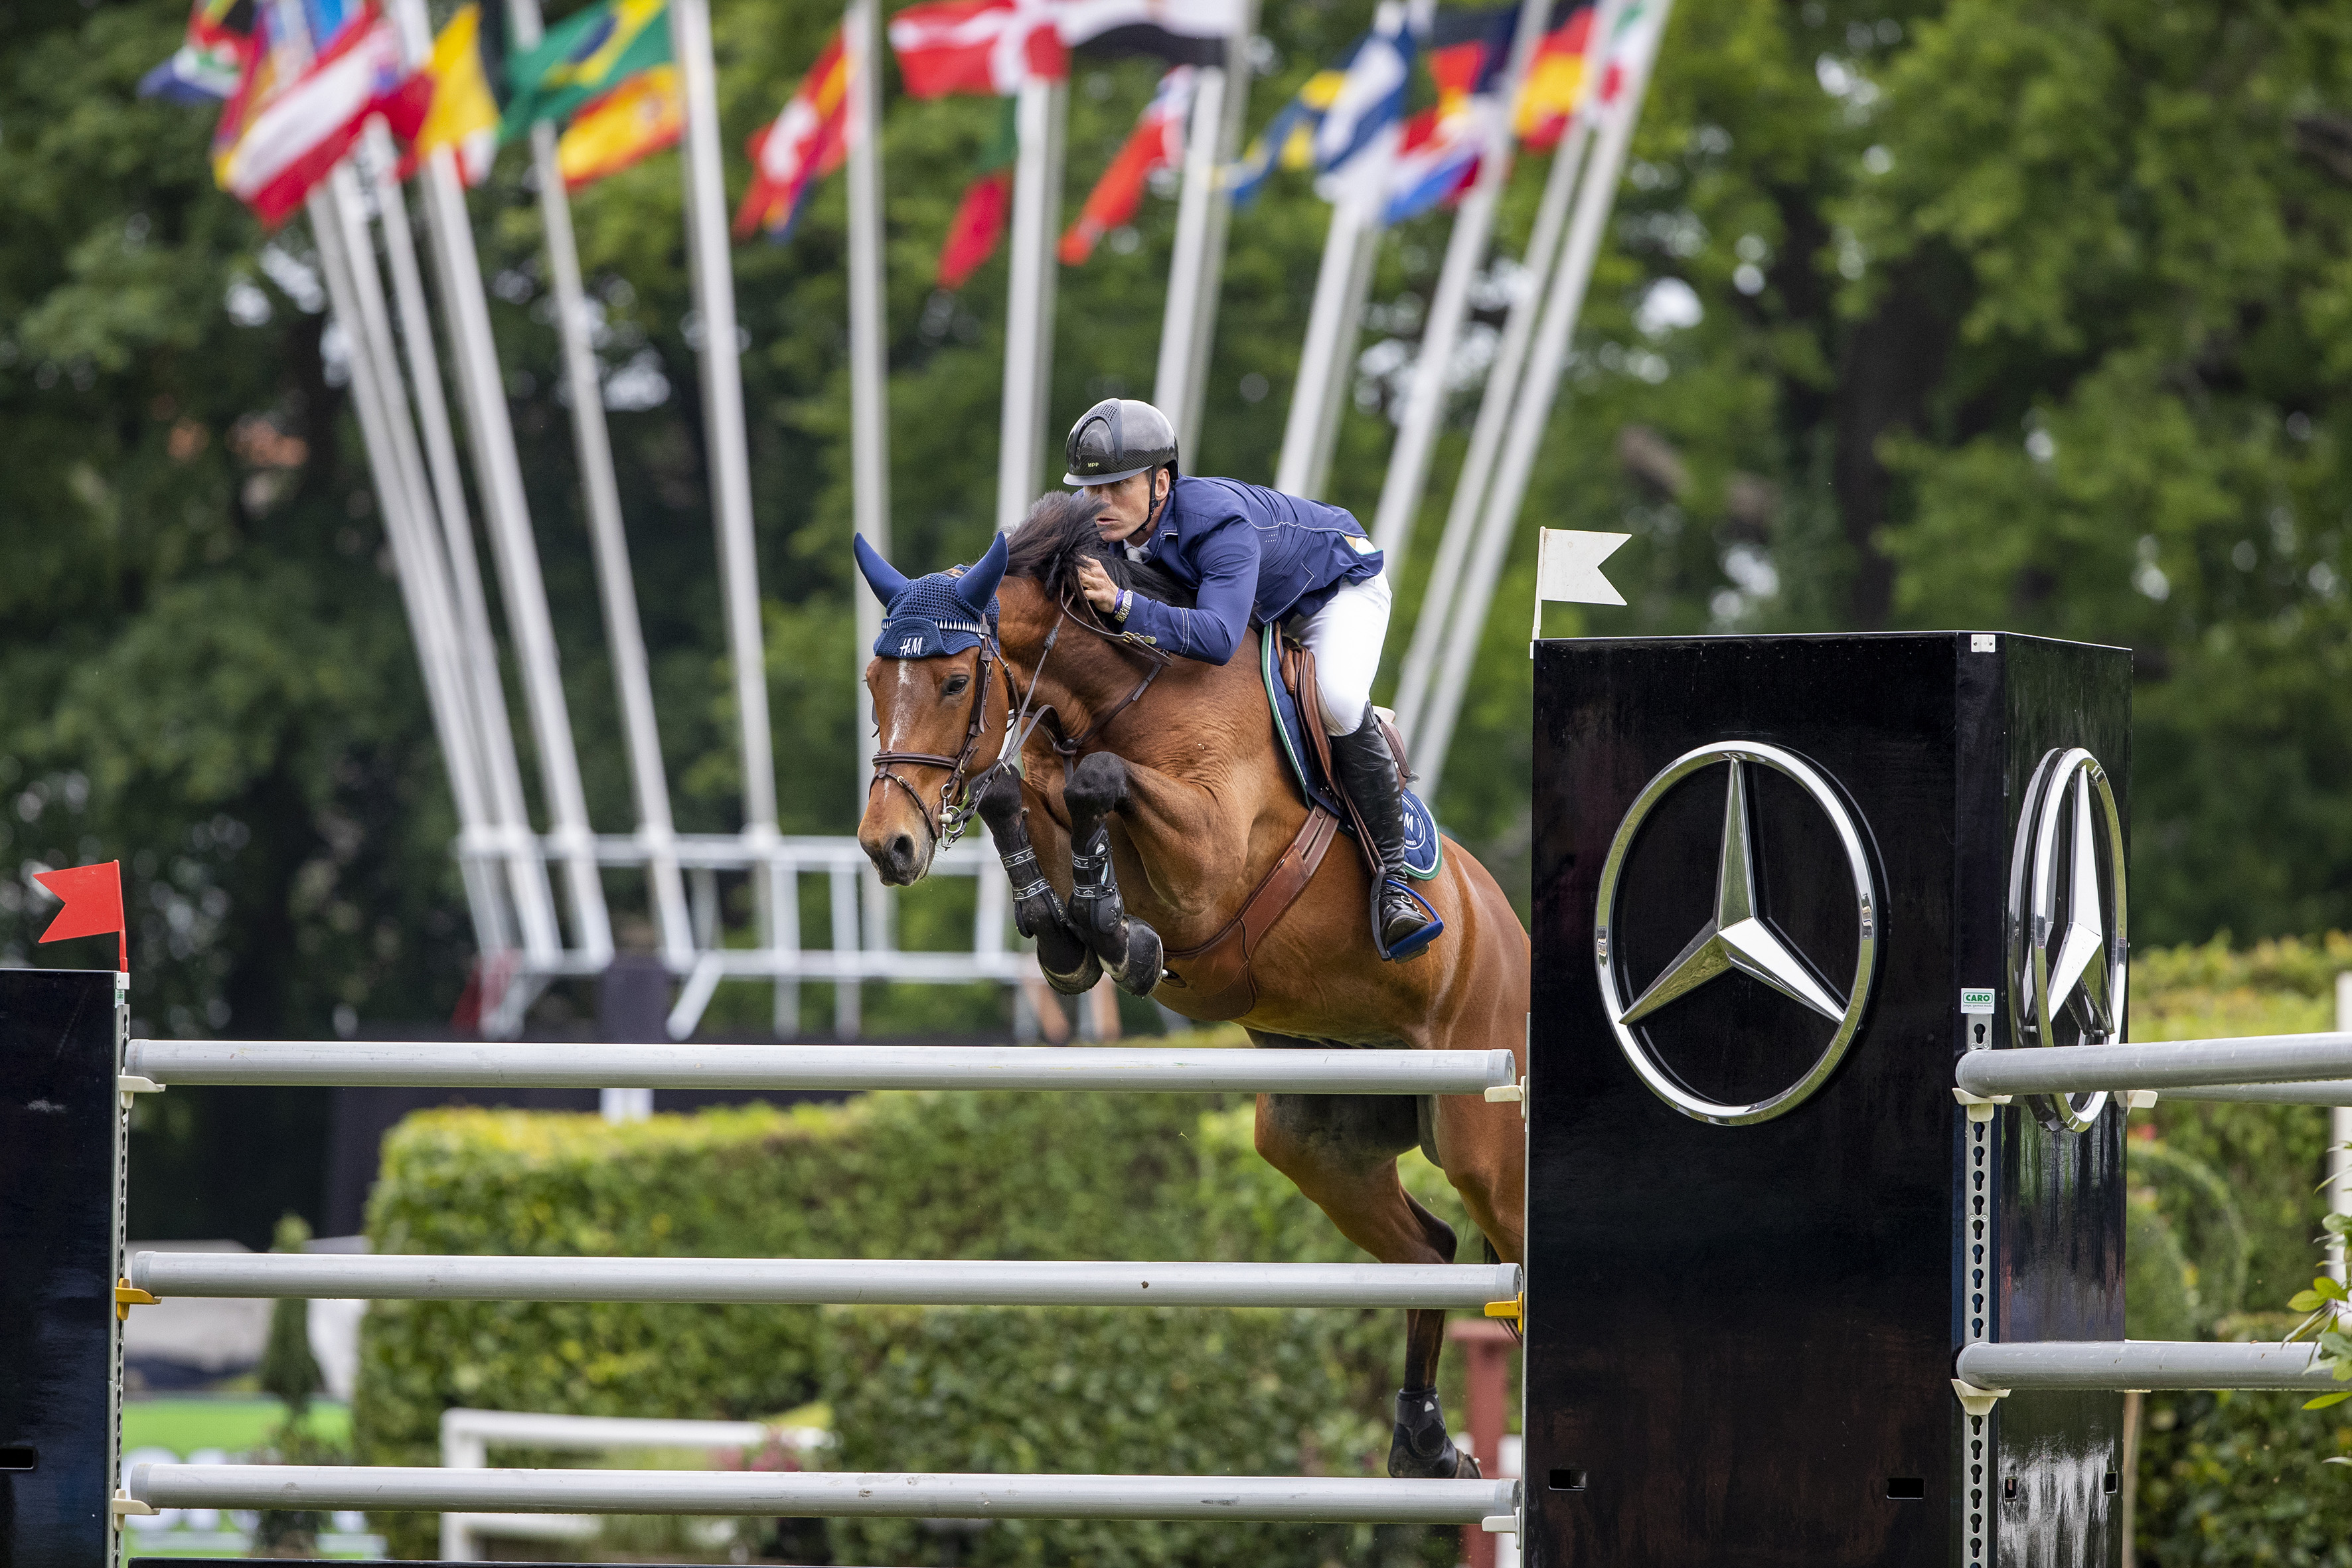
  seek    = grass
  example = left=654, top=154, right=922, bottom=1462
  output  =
left=119, top=1398, right=349, bottom=1458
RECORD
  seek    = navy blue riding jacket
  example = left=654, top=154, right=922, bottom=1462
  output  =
left=1117, top=476, right=1384, bottom=663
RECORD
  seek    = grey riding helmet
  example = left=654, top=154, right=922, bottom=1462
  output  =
left=1063, top=398, right=1179, bottom=487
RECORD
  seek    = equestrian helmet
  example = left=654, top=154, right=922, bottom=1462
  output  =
left=1063, top=398, right=1179, bottom=487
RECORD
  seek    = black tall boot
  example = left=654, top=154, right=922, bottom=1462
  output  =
left=1329, top=708, right=1443, bottom=961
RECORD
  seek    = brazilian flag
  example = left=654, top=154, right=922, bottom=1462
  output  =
left=503, top=0, right=674, bottom=138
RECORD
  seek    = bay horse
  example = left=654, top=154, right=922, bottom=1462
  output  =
left=854, top=493, right=1530, bottom=1480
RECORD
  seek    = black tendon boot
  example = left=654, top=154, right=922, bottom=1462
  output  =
left=1389, top=1386, right=1480, bottom=1480
left=1330, top=709, right=1443, bottom=961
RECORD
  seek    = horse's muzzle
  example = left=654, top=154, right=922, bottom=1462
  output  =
left=862, top=828, right=930, bottom=886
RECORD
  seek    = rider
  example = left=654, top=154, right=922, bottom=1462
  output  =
left=1061, top=397, right=1441, bottom=961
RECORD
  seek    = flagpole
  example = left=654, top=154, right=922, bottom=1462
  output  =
left=996, top=73, right=1069, bottom=532
left=306, top=175, right=509, bottom=962
left=1273, top=138, right=1389, bottom=500
left=1413, top=0, right=1671, bottom=798
left=353, top=118, right=538, bottom=964
left=668, top=0, right=790, bottom=1017
left=845, top=0, right=892, bottom=1035
left=1154, top=0, right=1259, bottom=455
left=1368, top=0, right=1550, bottom=557
left=847, top=0, right=890, bottom=785
left=1393, top=0, right=1621, bottom=755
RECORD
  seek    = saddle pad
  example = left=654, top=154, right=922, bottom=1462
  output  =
left=1260, top=631, right=1443, bottom=880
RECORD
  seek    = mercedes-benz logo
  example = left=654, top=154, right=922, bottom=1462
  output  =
left=2005, top=747, right=2128, bottom=1132
left=1594, top=742, right=1881, bottom=1127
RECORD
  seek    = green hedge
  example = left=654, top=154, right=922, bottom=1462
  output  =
left=353, top=1050, right=1477, bottom=1563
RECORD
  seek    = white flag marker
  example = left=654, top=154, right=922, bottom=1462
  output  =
left=1533, top=529, right=1629, bottom=639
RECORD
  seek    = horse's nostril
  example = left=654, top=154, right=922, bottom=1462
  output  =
left=890, top=834, right=915, bottom=868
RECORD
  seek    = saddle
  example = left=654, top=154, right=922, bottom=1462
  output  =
left=1154, top=634, right=1413, bottom=1022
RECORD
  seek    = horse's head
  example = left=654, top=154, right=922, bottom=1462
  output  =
left=854, top=530, right=1011, bottom=885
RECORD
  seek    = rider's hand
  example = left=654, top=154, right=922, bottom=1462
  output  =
left=1075, top=554, right=1121, bottom=614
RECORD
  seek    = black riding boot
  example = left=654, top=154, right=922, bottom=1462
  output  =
left=1330, top=708, right=1443, bottom=961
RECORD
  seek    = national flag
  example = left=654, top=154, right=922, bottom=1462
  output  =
left=1381, top=7, right=1516, bottom=224
left=1585, top=0, right=1666, bottom=125
left=414, top=1, right=507, bottom=185
left=212, top=5, right=431, bottom=228
left=33, top=860, right=127, bottom=974
left=734, top=27, right=852, bottom=240
left=139, top=0, right=255, bottom=104
left=888, top=0, right=1065, bottom=98
left=502, top=0, right=673, bottom=137
left=1054, top=0, right=1243, bottom=66
left=1311, top=1, right=1415, bottom=175
left=1059, top=65, right=1192, bottom=264
left=1224, top=2, right=1413, bottom=206
left=939, top=98, right=1018, bottom=287
left=557, top=63, right=682, bottom=186
left=1516, top=4, right=1593, bottom=149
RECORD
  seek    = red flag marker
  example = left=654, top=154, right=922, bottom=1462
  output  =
left=35, top=860, right=127, bottom=975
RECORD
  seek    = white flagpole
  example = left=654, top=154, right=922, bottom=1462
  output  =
left=1368, top=0, right=1550, bottom=556
left=307, top=174, right=509, bottom=960
left=1413, top=0, right=1672, bottom=798
left=846, top=0, right=889, bottom=796
left=1273, top=137, right=1389, bottom=500
left=998, top=73, right=1070, bottom=531
left=485, top=1, right=694, bottom=971
left=1393, top=0, right=1622, bottom=753
left=1154, top=0, right=1259, bottom=453
left=668, top=0, right=787, bottom=986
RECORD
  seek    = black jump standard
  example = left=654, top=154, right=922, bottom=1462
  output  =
left=1526, top=632, right=2130, bottom=1567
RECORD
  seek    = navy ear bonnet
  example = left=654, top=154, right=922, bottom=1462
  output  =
left=855, top=532, right=1008, bottom=659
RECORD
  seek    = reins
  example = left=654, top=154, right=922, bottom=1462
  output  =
left=864, top=570, right=1175, bottom=848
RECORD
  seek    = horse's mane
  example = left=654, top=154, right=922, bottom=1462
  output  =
left=1002, top=491, right=1196, bottom=609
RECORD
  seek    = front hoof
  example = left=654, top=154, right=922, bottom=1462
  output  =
left=1042, top=948, right=1104, bottom=996
left=1387, top=1388, right=1476, bottom=1480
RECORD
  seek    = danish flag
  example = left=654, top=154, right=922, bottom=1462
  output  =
left=888, top=0, right=1067, bottom=98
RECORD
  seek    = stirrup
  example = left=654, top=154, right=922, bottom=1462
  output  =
left=1375, top=878, right=1443, bottom=963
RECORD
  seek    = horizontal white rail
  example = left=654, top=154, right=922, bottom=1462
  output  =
left=134, top=1253, right=1522, bottom=1309
left=443, top=1409, right=778, bottom=1451
left=2155, top=1079, right=2352, bottom=1105
left=1955, top=1340, right=2343, bottom=1393
left=122, top=1041, right=1518, bottom=1095
left=129, top=1464, right=1518, bottom=1523
left=1954, top=1032, right=2352, bottom=1097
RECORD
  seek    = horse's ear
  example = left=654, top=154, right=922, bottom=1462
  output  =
left=956, top=530, right=1010, bottom=614
left=852, top=533, right=909, bottom=609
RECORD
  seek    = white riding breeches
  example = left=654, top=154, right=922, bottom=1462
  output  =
left=1285, top=568, right=1393, bottom=736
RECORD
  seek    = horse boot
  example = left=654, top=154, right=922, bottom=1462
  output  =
left=1068, top=821, right=1166, bottom=996
left=977, top=775, right=1101, bottom=996
left=1330, top=708, right=1444, bottom=961
left=1389, top=1386, right=1480, bottom=1480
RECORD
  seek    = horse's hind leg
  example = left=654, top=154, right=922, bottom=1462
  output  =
left=977, top=773, right=1100, bottom=996
left=1063, top=751, right=1164, bottom=995
left=1251, top=1081, right=1480, bottom=1481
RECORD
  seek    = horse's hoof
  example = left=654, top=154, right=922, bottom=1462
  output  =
left=1043, top=950, right=1103, bottom=996
left=1387, top=1387, right=1476, bottom=1479
left=1111, top=921, right=1164, bottom=996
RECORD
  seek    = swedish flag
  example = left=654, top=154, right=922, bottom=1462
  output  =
left=502, top=0, right=674, bottom=138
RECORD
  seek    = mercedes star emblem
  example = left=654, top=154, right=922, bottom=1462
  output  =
left=1595, top=741, right=1881, bottom=1127
left=2005, top=747, right=2128, bottom=1132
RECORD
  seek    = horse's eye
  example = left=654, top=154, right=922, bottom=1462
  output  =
left=942, top=674, right=971, bottom=697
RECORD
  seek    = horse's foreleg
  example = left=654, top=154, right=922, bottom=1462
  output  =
left=1063, top=751, right=1164, bottom=996
left=1252, top=1087, right=1480, bottom=1482
left=978, top=773, right=1100, bottom=996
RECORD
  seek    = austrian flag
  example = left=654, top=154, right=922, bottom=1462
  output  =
left=889, top=0, right=1066, bottom=98
left=215, top=7, right=430, bottom=227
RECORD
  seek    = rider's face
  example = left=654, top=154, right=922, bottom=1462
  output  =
left=1082, top=470, right=1168, bottom=544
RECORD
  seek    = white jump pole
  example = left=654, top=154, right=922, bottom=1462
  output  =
left=131, top=1464, right=1519, bottom=1524
left=1367, top=0, right=1551, bottom=558
left=130, top=1252, right=1522, bottom=1309
left=2333, top=971, right=2351, bottom=1283
left=123, top=1038, right=1521, bottom=1093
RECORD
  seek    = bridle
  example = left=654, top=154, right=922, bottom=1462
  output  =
left=866, top=577, right=1176, bottom=848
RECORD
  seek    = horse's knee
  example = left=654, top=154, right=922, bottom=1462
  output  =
left=1065, top=751, right=1127, bottom=822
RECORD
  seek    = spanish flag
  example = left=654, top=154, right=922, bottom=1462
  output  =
left=1516, top=5, right=1594, bottom=151
left=558, top=63, right=682, bottom=187
left=503, top=0, right=673, bottom=138
left=414, top=2, right=507, bottom=185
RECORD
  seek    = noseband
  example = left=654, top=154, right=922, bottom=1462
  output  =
left=866, top=586, right=1175, bottom=848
